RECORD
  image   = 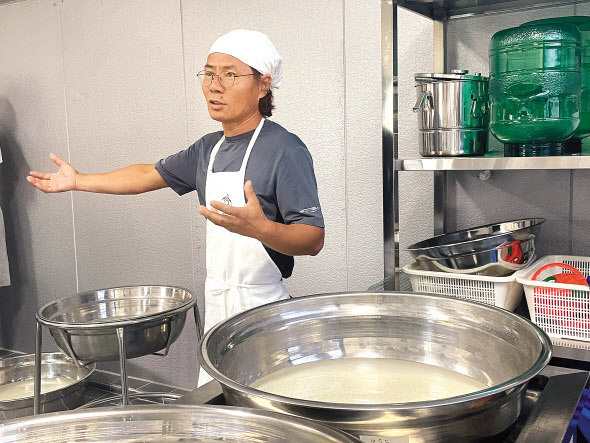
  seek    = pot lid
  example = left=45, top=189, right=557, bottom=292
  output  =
left=415, top=69, right=489, bottom=81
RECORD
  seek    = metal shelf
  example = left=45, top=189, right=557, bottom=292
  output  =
left=397, top=155, right=590, bottom=171
left=397, top=0, right=588, bottom=20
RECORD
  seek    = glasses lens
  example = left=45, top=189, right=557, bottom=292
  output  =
left=197, top=71, right=213, bottom=86
left=219, top=72, right=235, bottom=88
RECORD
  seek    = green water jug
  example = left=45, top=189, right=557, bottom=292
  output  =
left=524, top=17, right=590, bottom=150
left=489, top=23, right=582, bottom=152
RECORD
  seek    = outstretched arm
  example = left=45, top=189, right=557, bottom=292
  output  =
left=199, top=180, right=324, bottom=256
left=27, top=153, right=168, bottom=195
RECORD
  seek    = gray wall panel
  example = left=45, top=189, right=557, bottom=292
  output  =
left=344, top=0, right=383, bottom=290
left=58, top=0, right=198, bottom=387
left=0, top=0, right=77, bottom=352
left=573, top=170, right=590, bottom=256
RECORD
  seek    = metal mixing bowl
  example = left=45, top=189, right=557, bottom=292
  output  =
left=199, top=292, right=552, bottom=442
left=407, top=218, right=545, bottom=274
left=0, top=353, right=94, bottom=419
left=0, top=405, right=361, bottom=442
left=36, top=286, right=196, bottom=361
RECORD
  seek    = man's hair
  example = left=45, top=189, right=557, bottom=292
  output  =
left=252, top=69, right=274, bottom=117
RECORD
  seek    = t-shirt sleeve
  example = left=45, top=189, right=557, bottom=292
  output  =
left=275, top=145, right=324, bottom=228
left=155, top=142, right=200, bottom=196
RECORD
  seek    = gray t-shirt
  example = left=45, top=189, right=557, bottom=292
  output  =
left=155, top=120, right=324, bottom=278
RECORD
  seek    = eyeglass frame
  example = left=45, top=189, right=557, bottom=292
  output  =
left=197, top=70, right=256, bottom=88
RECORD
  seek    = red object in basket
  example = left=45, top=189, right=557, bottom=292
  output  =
left=503, top=240, right=523, bottom=264
left=532, top=262, right=589, bottom=287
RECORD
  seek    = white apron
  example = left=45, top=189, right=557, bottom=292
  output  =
left=198, top=118, right=289, bottom=386
left=0, top=147, right=9, bottom=287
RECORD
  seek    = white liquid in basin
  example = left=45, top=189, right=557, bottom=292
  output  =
left=250, top=358, right=489, bottom=404
left=0, top=376, right=79, bottom=401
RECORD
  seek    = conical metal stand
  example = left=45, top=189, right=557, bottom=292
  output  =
left=34, top=303, right=202, bottom=414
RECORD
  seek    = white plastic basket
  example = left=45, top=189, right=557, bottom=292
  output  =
left=515, top=255, right=590, bottom=342
left=402, top=262, right=523, bottom=311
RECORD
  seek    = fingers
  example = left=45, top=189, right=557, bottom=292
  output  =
left=209, top=200, right=237, bottom=215
left=49, top=152, right=66, bottom=167
left=199, top=205, right=233, bottom=227
left=28, top=170, right=51, bottom=180
left=26, top=176, right=52, bottom=193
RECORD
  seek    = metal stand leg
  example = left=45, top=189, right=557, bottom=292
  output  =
left=116, top=327, right=129, bottom=406
left=33, top=322, right=42, bottom=415
left=57, top=330, right=81, bottom=367
left=194, top=304, right=203, bottom=342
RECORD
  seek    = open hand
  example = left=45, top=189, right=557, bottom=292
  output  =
left=26, top=153, right=78, bottom=193
left=198, top=180, right=270, bottom=239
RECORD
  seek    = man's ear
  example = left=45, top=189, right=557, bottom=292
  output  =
left=259, top=74, right=272, bottom=98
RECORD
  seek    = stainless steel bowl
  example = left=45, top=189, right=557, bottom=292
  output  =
left=36, top=286, right=196, bottom=361
left=0, top=353, right=94, bottom=419
left=199, top=292, right=552, bottom=442
left=407, top=218, right=545, bottom=274
left=0, top=405, right=361, bottom=442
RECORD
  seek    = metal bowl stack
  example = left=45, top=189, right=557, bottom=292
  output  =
left=406, top=218, right=545, bottom=275
left=0, top=353, right=94, bottom=419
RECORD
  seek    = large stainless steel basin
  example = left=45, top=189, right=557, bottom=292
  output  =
left=0, top=353, right=94, bottom=419
left=0, top=405, right=361, bottom=442
left=198, top=292, right=552, bottom=442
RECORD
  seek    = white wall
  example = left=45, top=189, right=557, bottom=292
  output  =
left=0, top=0, right=383, bottom=388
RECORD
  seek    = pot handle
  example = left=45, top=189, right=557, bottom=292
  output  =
left=470, top=96, right=489, bottom=118
left=413, top=91, right=432, bottom=112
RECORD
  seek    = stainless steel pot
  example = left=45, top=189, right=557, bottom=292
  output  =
left=407, top=218, right=545, bottom=275
left=0, top=353, right=94, bottom=419
left=36, top=286, right=197, bottom=361
left=0, top=405, right=361, bottom=442
left=414, top=70, right=489, bottom=156
left=199, top=292, right=552, bottom=442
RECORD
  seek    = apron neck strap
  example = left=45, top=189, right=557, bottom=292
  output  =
left=239, top=118, right=265, bottom=173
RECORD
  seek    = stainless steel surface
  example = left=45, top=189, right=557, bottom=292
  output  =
left=0, top=353, right=94, bottom=419
left=407, top=218, right=544, bottom=274
left=33, top=324, right=41, bottom=416
left=199, top=292, right=552, bottom=442
left=382, top=0, right=399, bottom=289
left=396, top=0, right=588, bottom=20
left=178, top=366, right=588, bottom=443
left=36, top=286, right=196, bottom=361
left=413, top=70, right=489, bottom=157
left=116, top=328, right=129, bottom=406
left=433, top=20, right=449, bottom=236
left=78, top=392, right=182, bottom=409
left=398, top=154, right=590, bottom=170
left=0, top=405, right=361, bottom=442
left=515, top=370, right=589, bottom=442
left=418, top=128, right=488, bottom=156
left=174, top=380, right=225, bottom=405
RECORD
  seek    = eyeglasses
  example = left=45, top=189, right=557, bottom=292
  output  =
left=197, top=70, right=255, bottom=88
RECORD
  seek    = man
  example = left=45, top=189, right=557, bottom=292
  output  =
left=26, top=29, right=324, bottom=383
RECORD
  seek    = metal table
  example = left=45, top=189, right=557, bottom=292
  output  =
left=174, top=366, right=589, bottom=442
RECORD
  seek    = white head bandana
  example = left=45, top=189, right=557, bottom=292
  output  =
left=208, top=29, right=283, bottom=89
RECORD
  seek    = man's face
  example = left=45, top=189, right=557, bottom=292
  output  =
left=202, top=53, right=266, bottom=125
